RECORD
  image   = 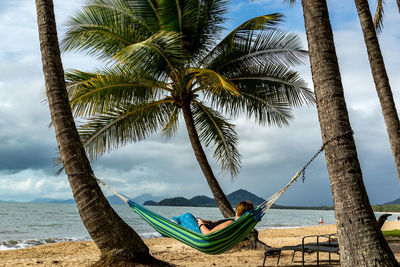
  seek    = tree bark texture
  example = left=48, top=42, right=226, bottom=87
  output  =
left=354, top=0, right=400, bottom=182
left=181, top=102, right=235, bottom=218
left=35, top=0, right=160, bottom=264
left=300, top=0, right=399, bottom=266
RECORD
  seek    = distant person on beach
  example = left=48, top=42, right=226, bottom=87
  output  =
left=171, top=201, right=254, bottom=235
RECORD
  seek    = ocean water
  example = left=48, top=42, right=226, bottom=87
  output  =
left=0, top=202, right=391, bottom=250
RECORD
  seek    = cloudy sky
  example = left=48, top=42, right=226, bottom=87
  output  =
left=0, top=0, right=399, bottom=206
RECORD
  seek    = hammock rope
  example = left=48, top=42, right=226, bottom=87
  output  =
left=299, top=129, right=354, bottom=182
left=257, top=129, right=353, bottom=214
left=96, top=178, right=128, bottom=204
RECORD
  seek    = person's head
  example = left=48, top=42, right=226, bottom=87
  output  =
left=235, top=201, right=254, bottom=218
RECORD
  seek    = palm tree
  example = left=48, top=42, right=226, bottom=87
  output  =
left=373, top=0, right=385, bottom=32
left=296, top=0, right=399, bottom=265
left=373, top=0, right=400, bottom=31
left=35, top=0, right=168, bottom=265
left=354, top=0, right=400, bottom=183
left=61, top=0, right=314, bottom=218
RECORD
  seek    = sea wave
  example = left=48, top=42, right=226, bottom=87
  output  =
left=140, top=232, right=162, bottom=239
left=0, top=232, right=163, bottom=251
left=0, top=236, right=91, bottom=250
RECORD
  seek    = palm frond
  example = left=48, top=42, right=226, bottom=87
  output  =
left=158, top=0, right=183, bottom=31
left=207, top=64, right=314, bottom=126
left=66, top=67, right=167, bottom=117
left=172, top=0, right=229, bottom=60
left=282, top=0, right=297, bottom=6
left=78, top=100, right=174, bottom=160
left=373, top=0, right=384, bottom=33
left=189, top=68, right=240, bottom=96
left=207, top=29, right=307, bottom=72
left=228, top=64, right=314, bottom=107
left=61, top=0, right=154, bottom=59
left=161, top=105, right=181, bottom=139
left=200, top=13, right=284, bottom=66
left=113, top=31, right=187, bottom=79
left=192, top=101, right=241, bottom=178
left=120, top=0, right=162, bottom=31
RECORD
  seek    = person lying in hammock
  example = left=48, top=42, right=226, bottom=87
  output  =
left=172, top=201, right=254, bottom=235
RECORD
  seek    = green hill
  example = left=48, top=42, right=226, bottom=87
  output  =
left=227, top=189, right=265, bottom=206
left=190, top=195, right=217, bottom=207
left=158, top=197, right=195, bottom=206
left=143, top=189, right=265, bottom=207
left=384, top=197, right=400, bottom=205
left=143, top=200, right=158, bottom=206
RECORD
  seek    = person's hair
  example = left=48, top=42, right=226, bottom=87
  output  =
left=235, top=201, right=254, bottom=217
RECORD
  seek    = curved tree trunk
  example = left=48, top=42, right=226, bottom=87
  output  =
left=300, top=0, right=399, bottom=266
left=35, top=1, right=166, bottom=265
left=181, top=102, right=235, bottom=218
left=354, top=0, right=400, bottom=182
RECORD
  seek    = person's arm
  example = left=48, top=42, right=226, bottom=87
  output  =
left=197, top=218, right=233, bottom=235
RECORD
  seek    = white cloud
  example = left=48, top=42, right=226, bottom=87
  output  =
left=0, top=169, right=69, bottom=201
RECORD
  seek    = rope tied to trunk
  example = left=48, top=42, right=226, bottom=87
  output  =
left=299, top=129, right=354, bottom=182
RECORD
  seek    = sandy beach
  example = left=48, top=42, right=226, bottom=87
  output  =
left=1, top=222, right=399, bottom=267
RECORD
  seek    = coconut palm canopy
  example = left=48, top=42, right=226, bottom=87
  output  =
left=62, top=0, right=314, bottom=178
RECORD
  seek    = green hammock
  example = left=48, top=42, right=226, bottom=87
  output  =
left=129, top=201, right=261, bottom=254
left=97, top=171, right=300, bottom=255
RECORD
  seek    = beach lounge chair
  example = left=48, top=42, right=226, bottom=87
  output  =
left=263, top=233, right=339, bottom=266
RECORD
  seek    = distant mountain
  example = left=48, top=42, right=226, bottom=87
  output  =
left=384, top=197, right=400, bottom=205
left=143, top=189, right=265, bottom=207
left=30, top=198, right=74, bottom=204
left=143, top=200, right=158, bottom=206
left=106, top=193, right=165, bottom=205
left=158, top=197, right=195, bottom=206
left=132, top=193, right=164, bottom=204
left=227, top=189, right=265, bottom=206
left=28, top=193, right=164, bottom=205
left=30, top=198, right=58, bottom=203
left=106, top=195, right=129, bottom=205
left=49, top=199, right=75, bottom=204
left=190, top=195, right=216, bottom=207
left=144, top=196, right=211, bottom=207
left=27, top=189, right=266, bottom=207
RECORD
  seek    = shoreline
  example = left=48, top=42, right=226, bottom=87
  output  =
left=2, top=222, right=397, bottom=252
left=0, top=225, right=331, bottom=252
left=1, top=222, right=399, bottom=266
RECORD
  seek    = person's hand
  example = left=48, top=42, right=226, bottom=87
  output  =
left=197, top=218, right=204, bottom=226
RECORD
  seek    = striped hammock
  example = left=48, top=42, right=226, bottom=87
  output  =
left=97, top=171, right=300, bottom=254
left=129, top=200, right=262, bottom=254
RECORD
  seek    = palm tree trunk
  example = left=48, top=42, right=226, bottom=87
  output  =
left=181, top=102, right=235, bottom=218
left=35, top=1, right=166, bottom=265
left=300, top=0, right=398, bottom=266
left=397, top=0, right=400, bottom=13
left=354, top=0, right=400, bottom=182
